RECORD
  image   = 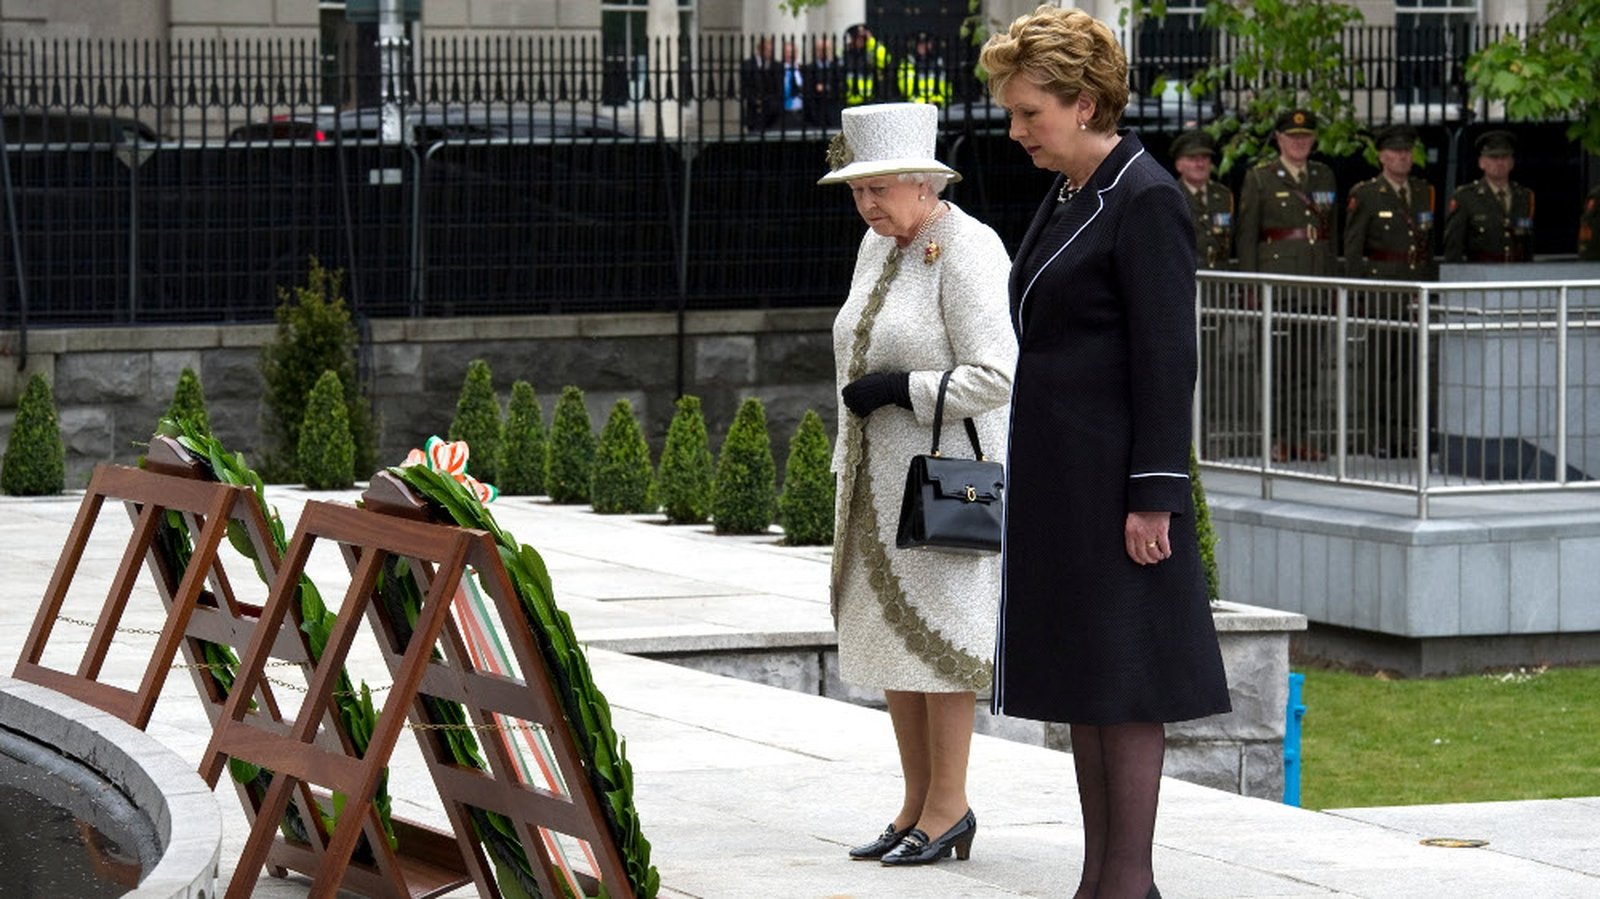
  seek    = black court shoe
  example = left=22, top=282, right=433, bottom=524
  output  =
left=879, top=809, right=976, bottom=866
left=848, top=822, right=913, bottom=860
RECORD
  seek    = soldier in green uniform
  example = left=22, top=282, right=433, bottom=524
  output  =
left=1580, top=184, right=1600, bottom=261
left=1237, top=108, right=1340, bottom=462
left=1238, top=108, right=1339, bottom=276
left=1345, top=124, right=1437, bottom=280
left=1442, top=130, right=1535, bottom=263
left=1173, top=129, right=1250, bottom=455
left=1345, top=124, right=1436, bottom=458
left=1172, top=129, right=1233, bottom=269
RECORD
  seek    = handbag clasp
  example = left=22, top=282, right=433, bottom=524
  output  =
left=964, top=485, right=977, bottom=502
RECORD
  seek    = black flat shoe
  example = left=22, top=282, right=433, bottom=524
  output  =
left=847, top=822, right=913, bottom=860
left=879, top=809, right=976, bottom=866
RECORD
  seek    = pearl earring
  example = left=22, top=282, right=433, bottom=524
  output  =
left=1079, top=121, right=1087, bottom=131
left=919, top=193, right=926, bottom=201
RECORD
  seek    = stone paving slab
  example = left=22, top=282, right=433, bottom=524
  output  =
left=3, top=487, right=1599, bottom=897
left=1329, top=797, right=1600, bottom=879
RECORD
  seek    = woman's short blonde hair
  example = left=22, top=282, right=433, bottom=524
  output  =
left=979, top=5, right=1129, bottom=134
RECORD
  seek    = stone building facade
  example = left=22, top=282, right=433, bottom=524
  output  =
left=0, top=1, right=1554, bottom=46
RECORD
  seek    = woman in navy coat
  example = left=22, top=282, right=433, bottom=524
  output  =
left=981, top=8, right=1231, bottom=899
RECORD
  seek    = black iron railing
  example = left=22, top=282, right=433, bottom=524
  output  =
left=0, top=26, right=1576, bottom=327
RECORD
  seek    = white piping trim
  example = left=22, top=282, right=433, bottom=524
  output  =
left=1130, top=471, right=1190, bottom=479
left=1015, top=148, right=1147, bottom=335
left=996, top=147, right=1150, bottom=717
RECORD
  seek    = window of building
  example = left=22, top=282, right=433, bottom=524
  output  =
left=601, top=0, right=696, bottom=106
left=1395, top=0, right=1480, bottom=109
left=319, top=2, right=354, bottom=107
left=1130, top=1, right=1210, bottom=89
left=1128, top=1, right=1212, bottom=124
left=319, top=0, right=421, bottom=108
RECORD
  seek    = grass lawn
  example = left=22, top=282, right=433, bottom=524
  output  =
left=1296, top=664, right=1600, bottom=810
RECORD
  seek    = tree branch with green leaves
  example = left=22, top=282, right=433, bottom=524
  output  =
left=1465, top=0, right=1600, bottom=155
left=1126, top=0, right=1367, bottom=173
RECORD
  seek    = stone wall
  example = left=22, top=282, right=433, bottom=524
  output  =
left=1207, top=470, right=1600, bottom=675
left=616, top=601, right=1307, bottom=802
left=0, top=309, right=839, bottom=488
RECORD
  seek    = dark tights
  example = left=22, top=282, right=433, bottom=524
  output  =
left=1069, top=721, right=1164, bottom=899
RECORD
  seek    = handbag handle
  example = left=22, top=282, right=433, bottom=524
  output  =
left=929, top=370, right=987, bottom=461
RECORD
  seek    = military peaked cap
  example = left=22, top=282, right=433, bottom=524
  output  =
left=1475, top=130, right=1517, bottom=156
left=1274, top=108, right=1317, bottom=134
left=1374, top=124, right=1419, bottom=151
left=1169, top=129, right=1217, bottom=159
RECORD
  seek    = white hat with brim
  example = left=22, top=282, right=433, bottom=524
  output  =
left=817, top=103, right=961, bottom=185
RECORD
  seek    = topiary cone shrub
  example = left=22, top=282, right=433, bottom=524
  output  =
left=778, top=409, right=834, bottom=546
left=448, top=358, right=503, bottom=485
left=545, top=385, right=596, bottom=504
left=165, top=366, right=210, bottom=435
left=498, top=380, right=548, bottom=496
left=259, top=257, right=377, bottom=482
left=298, top=369, right=355, bottom=489
left=712, top=397, right=777, bottom=535
left=1, top=374, right=65, bottom=496
left=591, top=398, right=656, bottom=514
left=655, top=394, right=715, bottom=525
left=1191, top=445, right=1221, bottom=604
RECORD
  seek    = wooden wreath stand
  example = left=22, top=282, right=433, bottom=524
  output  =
left=202, top=471, right=635, bottom=899
left=14, top=436, right=287, bottom=729
left=12, top=438, right=470, bottom=897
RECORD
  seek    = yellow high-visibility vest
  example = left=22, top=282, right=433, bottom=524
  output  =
left=897, top=57, right=948, bottom=106
left=844, top=38, right=890, bottom=106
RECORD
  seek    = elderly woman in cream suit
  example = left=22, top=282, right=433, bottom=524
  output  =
left=821, top=102, right=1016, bottom=868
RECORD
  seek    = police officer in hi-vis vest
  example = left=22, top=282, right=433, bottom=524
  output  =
left=896, top=32, right=950, bottom=106
left=1443, top=130, right=1535, bottom=264
left=1345, top=123, right=1436, bottom=458
left=1237, top=108, right=1339, bottom=462
left=842, top=23, right=891, bottom=107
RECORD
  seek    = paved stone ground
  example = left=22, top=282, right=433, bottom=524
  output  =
left=2, top=485, right=1598, bottom=898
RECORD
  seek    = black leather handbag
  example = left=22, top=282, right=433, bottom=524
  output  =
left=896, top=371, right=1005, bottom=554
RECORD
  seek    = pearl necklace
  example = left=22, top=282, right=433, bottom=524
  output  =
left=909, top=201, right=945, bottom=237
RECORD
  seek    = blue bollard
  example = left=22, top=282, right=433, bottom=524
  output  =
left=1284, top=671, right=1306, bottom=806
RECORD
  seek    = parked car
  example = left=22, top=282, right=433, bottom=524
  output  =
left=226, top=103, right=634, bottom=144
left=2, top=108, right=160, bottom=145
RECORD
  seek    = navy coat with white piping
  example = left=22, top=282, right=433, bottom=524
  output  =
left=993, top=132, right=1231, bottom=725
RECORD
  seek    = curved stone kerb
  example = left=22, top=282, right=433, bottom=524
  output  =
left=0, top=675, right=221, bottom=899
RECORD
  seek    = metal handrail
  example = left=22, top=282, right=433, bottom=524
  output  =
left=1194, top=272, right=1600, bottom=518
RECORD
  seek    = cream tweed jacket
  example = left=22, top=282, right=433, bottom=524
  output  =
left=830, top=201, right=1016, bottom=693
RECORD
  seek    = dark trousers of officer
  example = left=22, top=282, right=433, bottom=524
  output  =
left=1360, top=290, right=1420, bottom=457
left=1199, top=287, right=1260, bottom=458
left=1270, top=287, right=1328, bottom=460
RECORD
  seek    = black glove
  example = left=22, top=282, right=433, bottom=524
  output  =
left=841, top=371, right=912, bottom=417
